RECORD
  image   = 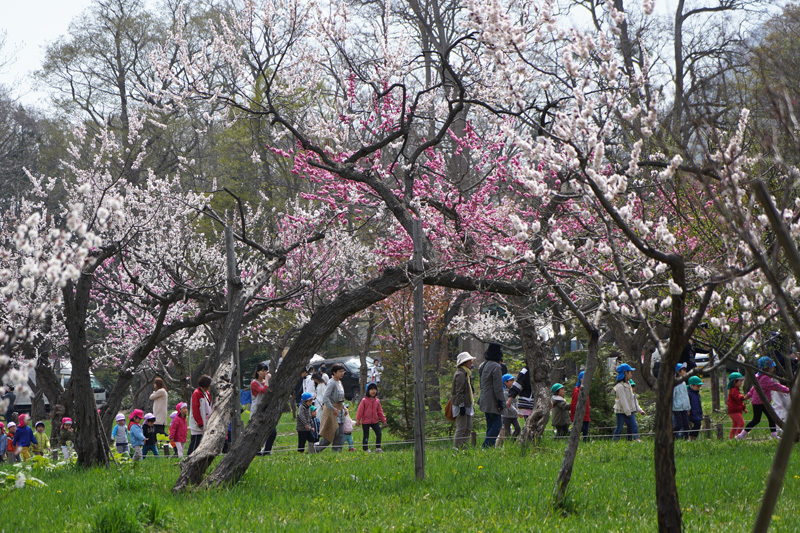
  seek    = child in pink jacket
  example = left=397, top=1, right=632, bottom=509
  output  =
left=737, top=357, right=790, bottom=440
left=356, top=382, right=387, bottom=452
left=169, top=402, right=189, bottom=457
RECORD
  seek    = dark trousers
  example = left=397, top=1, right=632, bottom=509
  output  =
left=187, top=434, right=203, bottom=455
left=297, top=430, right=313, bottom=452
left=688, top=419, right=702, bottom=439
left=154, top=424, right=166, bottom=435
left=362, top=423, right=383, bottom=450
left=580, top=421, right=590, bottom=438
left=555, top=425, right=569, bottom=437
left=143, top=444, right=159, bottom=456
left=745, top=404, right=776, bottom=433
left=673, top=410, right=690, bottom=440
left=262, top=428, right=277, bottom=454
left=503, top=417, right=521, bottom=441
left=483, top=412, right=503, bottom=447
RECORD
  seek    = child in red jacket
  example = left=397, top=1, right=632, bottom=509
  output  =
left=356, top=382, right=387, bottom=452
left=170, top=402, right=189, bottom=457
left=727, top=372, right=746, bottom=439
left=570, top=371, right=591, bottom=440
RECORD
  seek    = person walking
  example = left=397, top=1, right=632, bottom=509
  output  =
left=315, top=363, right=346, bottom=452
left=149, top=377, right=169, bottom=435
left=478, top=343, right=505, bottom=448
left=451, top=352, right=476, bottom=449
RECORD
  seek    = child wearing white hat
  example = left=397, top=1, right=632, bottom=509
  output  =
left=111, top=413, right=130, bottom=454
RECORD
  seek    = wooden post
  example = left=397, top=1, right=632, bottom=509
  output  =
left=412, top=219, right=426, bottom=480
left=226, top=226, right=243, bottom=445
left=710, top=349, right=720, bottom=413
left=702, top=415, right=711, bottom=439
left=715, top=423, right=723, bottom=440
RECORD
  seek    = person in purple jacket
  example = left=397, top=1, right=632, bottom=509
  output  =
left=736, top=357, right=790, bottom=440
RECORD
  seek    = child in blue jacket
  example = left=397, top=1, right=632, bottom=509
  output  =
left=129, top=412, right=145, bottom=461
left=12, top=414, right=37, bottom=461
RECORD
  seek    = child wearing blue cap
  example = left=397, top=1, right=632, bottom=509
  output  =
left=613, top=364, right=640, bottom=442
left=551, top=383, right=570, bottom=437
left=296, top=392, right=315, bottom=453
left=570, top=371, right=591, bottom=440
left=501, top=374, right=520, bottom=442
left=673, top=363, right=690, bottom=440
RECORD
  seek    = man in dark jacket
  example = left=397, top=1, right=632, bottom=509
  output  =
left=478, top=343, right=505, bottom=448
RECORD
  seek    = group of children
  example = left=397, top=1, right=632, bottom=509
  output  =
left=1, top=414, right=73, bottom=462
left=111, top=403, right=190, bottom=461
left=295, top=381, right=387, bottom=453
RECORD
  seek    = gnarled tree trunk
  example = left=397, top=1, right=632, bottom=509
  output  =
left=516, top=305, right=552, bottom=444
left=200, top=266, right=413, bottom=488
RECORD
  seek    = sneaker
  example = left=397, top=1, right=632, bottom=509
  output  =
left=348, top=448, right=356, bottom=451
left=365, top=449, right=371, bottom=453
left=375, top=448, right=384, bottom=453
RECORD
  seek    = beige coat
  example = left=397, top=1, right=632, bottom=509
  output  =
left=613, top=381, right=635, bottom=416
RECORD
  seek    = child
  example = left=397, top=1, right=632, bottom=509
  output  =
left=59, top=418, right=75, bottom=460
left=142, top=413, right=159, bottom=457
left=296, top=392, right=314, bottom=453
left=5, top=422, right=17, bottom=462
left=342, top=404, right=356, bottom=451
left=111, top=413, right=130, bottom=454
left=551, top=383, right=570, bottom=437
left=613, top=364, right=640, bottom=442
left=356, top=382, right=387, bottom=452
left=570, top=371, right=591, bottom=439
left=170, top=402, right=189, bottom=458
left=737, top=357, right=790, bottom=440
left=310, top=406, right=320, bottom=443
left=502, top=374, right=520, bottom=442
left=687, top=376, right=703, bottom=441
left=12, top=413, right=37, bottom=461
left=129, top=411, right=145, bottom=461
left=0, top=423, right=6, bottom=463
left=128, top=409, right=144, bottom=431
left=672, top=363, right=691, bottom=440
left=727, top=372, right=747, bottom=439
left=31, top=421, right=50, bottom=456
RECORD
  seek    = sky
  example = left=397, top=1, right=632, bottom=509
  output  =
left=0, top=0, right=94, bottom=108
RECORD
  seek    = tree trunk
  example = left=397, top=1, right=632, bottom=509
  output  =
left=200, top=266, right=413, bottom=488
left=554, top=329, right=599, bottom=507
left=63, top=275, right=109, bottom=468
left=654, top=266, right=687, bottom=533
left=425, top=292, right=466, bottom=411
left=516, top=305, right=552, bottom=444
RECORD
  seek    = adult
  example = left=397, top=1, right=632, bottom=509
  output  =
left=478, top=343, right=505, bottom=448
left=312, top=372, right=326, bottom=412
left=149, top=377, right=169, bottom=435
left=315, top=363, right=346, bottom=452
left=679, top=339, right=707, bottom=371
left=2, top=386, right=15, bottom=423
left=294, top=368, right=308, bottom=406
left=302, top=366, right=316, bottom=396
left=250, top=362, right=270, bottom=415
left=187, top=374, right=213, bottom=455
left=570, top=371, right=591, bottom=439
left=318, top=363, right=330, bottom=385
left=250, top=361, right=277, bottom=456
left=451, top=351, right=475, bottom=449
left=507, top=366, right=533, bottom=419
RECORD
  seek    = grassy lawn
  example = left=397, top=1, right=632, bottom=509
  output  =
left=3, top=420, right=800, bottom=532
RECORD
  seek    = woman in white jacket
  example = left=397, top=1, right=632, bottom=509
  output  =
left=149, top=377, right=169, bottom=435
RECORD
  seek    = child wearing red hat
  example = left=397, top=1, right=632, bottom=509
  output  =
left=12, top=413, right=38, bottom=461
left=59, top=418, right=75, bottom=460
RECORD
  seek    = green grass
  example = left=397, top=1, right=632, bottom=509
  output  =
left=4, top=429, right=800, bottom=532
